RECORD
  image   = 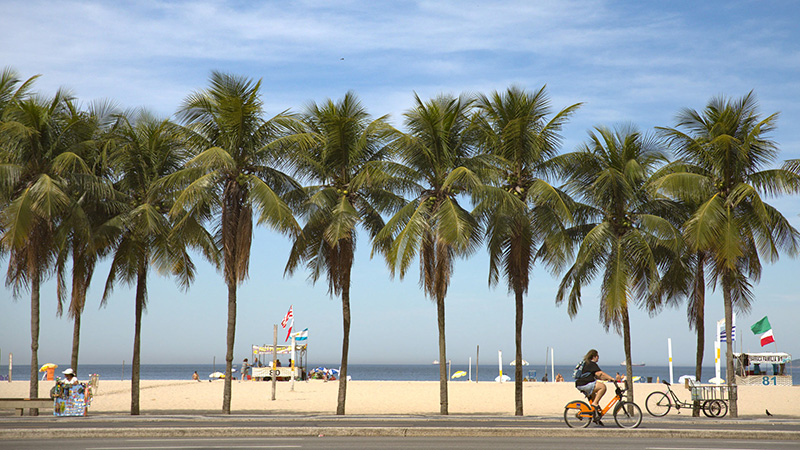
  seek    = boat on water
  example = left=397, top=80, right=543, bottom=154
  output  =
left=620, top=362, right=645, bottom=366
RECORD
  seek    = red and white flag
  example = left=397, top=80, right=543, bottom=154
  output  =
left=281, top=306, right=293, bottom=328
left=281, top=305, right=294, bottom=342
left=285, top=325, right=293, bottom=342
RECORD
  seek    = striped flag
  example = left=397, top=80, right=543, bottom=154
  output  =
left=281, top=305, right=293, bottom=328
left=750, top=316, right=775, bottom=347
left=719, top=325, right=736, bottom=342
left=293, top=328, right=308, bottom=341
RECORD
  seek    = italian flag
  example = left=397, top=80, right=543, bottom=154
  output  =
left=750, top=316, right=775, bottom=347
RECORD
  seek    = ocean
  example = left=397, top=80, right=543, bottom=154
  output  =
left=2, top=363, right=798, bottom=385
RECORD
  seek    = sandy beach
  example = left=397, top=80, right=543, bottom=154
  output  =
left=1, top=379, right=798, bottom=417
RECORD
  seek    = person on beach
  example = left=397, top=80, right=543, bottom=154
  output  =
left=241, top=358, right=251, bottom=381
left=192, top=371, right=200, bottom=381
left=575, top=349, right=620, bottom=424
left=62, top=368, right=79, bottom=385
left=555, top=373, right=564, bottom=382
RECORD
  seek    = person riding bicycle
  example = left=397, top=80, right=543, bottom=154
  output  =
left=576, top=349, right=621, bottom=424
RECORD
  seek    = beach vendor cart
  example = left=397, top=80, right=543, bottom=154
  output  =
left=734, top=352, right=792, bottom=386
left=50, top=378, right=93, bottom=416
left=250, top=343, right=307, bottom=381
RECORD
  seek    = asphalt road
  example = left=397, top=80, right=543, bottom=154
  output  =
left=2, top=413, right=798, bottom=432
left=2, top=412, right=799, bottom=448
left=2, top=436, right=800, bottom=450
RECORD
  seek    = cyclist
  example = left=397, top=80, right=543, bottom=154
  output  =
left=576, top=349, right=620, bottom=424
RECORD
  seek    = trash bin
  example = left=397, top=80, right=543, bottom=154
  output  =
left=647, top=377, right=653, bottom=383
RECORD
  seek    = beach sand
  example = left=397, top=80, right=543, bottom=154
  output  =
left=1, top=379, right=797, bottom=417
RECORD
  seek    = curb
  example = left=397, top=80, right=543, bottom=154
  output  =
left=2, top=426, right=799, bottom=440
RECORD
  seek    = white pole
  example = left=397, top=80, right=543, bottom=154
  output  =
left=468, top=357, right=472, bottom=382
left=498, top=350, right=503, bottom=383
left=715, top=319, right=722, bottom=382
left=290, top=335, right=296, bottom=392
left=551, top=347, right=555, bottom=382
left=271, top=325, right=277, bottom=401
left=668, top=338, right=674, bottom=384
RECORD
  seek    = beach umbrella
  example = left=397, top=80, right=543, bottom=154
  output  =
left=509, top=359, right=529, bottom=366
left=495, top=374, right=511, bottom=382
left=39, top=363, right=58, bottom=372
left=708, top=376, right=724, bottom=385
left=678, top=375, right=696, bottom=384
left=209, top=371, right=225, bottom=379
left=451, top=371, right=467, bottom=379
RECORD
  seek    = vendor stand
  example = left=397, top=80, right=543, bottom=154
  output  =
left=250, top=343, right=307, bottom=381
left=51, top=379, right=92, bottom=416
left=734, top=352, right=792, bottom=386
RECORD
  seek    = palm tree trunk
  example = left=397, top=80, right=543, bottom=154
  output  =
left=722, top=270, right=738, bottom=418
left=28, top=268, right=41, bottom=416
left=131, top=266, right=146, bottom=415
left=514, top=287, right=523, bottom=416
left=692, top=259, right=705, bottom=417
left=622, top=306, right=634, bottom=404
left=71, top=313, right=81, bottom=374
left=436, top=294, right=448, bottom=415
left=692, top=316, right=705, bottom=416
left=337, top=283, right=351, bottom=415
left=222, top=280, right=237, bottom=414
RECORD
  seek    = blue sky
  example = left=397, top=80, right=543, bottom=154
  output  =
left=1, top=0, right=799, bottom=371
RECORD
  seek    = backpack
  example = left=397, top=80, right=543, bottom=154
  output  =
left=572, top=360, right=586, bottom=381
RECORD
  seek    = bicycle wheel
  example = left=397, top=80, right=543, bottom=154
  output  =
left=703, top=400, right=727, bottom=418
left=614, top=401, right=643, bottom=428
left=645, top=391, right=671, bottom=417
left=716, top=400, right=728, bottom=418
left=564, top=401, right=593, bottom=428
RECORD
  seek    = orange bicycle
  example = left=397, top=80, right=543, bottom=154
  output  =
left=564, top=380, right=642, bottom=428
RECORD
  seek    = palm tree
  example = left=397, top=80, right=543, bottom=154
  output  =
left=103, top=110, right=207, bottom=415
left=0, top=87, right=79, bottom=414
left=647, top=175, right=716, bottom=416
left=284, top=92, right=403, bottom=415
left=0, top=67, right=39, bottom=243
left=375, top=94, right=485, bottom=415
left=656, top=93, right=800, bottom=417
left=54, top=99, right=120, bottom=373
left=472, top=86, right=580, bottom=415
left=171, top=72, right=299, bottom=413
left=554, top=125, right=682, bottom=404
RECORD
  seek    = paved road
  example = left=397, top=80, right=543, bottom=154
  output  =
left=2, top=436, right=800, bottom=450
left=1, top=413, right=798, bottom=441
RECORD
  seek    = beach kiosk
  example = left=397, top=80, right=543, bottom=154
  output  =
left=250, top=343, right=307, bottom=381
left=733, top=352, right=792, bottom=386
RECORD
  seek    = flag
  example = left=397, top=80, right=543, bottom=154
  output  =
left=750, top=316, right=775, bottom=347
left=293, top=328, right=308, bottom=341
left=719, top=326, right=736, bottom=342
left=281, top=305, right=293, bottom=328
left=285, top=325, right=293, bottom=342
left=717, top=318, right=736, bottom=342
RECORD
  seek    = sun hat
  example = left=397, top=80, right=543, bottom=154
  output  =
left=62, top=368, right=75, bottom=376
